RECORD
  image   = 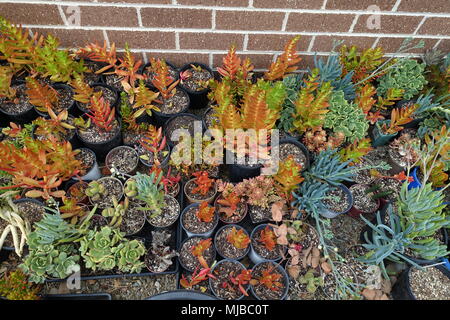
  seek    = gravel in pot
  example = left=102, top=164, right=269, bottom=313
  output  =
left=179, top=236, right=216, bottom=272
left=250, top=224, right=285, bottom=262
left=0, top=83, right=33, bottom=115
left=179, top=63, right=213, bottom=93
left=181, top=202, right=218, bottom=237
left=404, top=266, right=450, bottom=300
left=86, top=177, right=124, bottom=209
left=76, top=83, right=118, bottom=113
left=164, top=113, right=202, bottom=146
left=214, top=194, right=247, bottom=224
left=250, top=261, right=289, bottom=300
left=279, top=140, right=308, bottom=169
left=146, top=195, right=180, bottom=228
left=105, top=146, right=139, bottom=175
left=209, top=259, right=249, bottom=300
left=119, top=200, right=146, bottom=236
left=349, top=184, right=380, bottom=215
left=214, top=225, right=250, bottom=260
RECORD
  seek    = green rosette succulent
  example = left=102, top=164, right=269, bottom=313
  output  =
left=20, top=249, right=55, bottom=283
left=80, top=226, right=124, bottom=272
left=377, top=59, right=427, bottom=100
left=324, top=90, right=369, bottom=142
left=114, top=239, right=146, bottom=273
left=52, top=251, right=80, bottom=279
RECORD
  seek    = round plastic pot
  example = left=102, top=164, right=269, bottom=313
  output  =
left=151, top=86, right=191, bottom=128
left=249, top=224, right=286, bottom=265
left=65, top=180, right=89, bottom=204
left=87, top=176, right=124, bottom=209
left=105, top=145, right=139, bottom=176
left=180, top=202, right=218, bottom=238
left=138, top=144, right=171, bottom=170
left=140, top=60, right=179, bottom=82
left=146, top=194, right=180, bottom=229
left=318, top=184, right=353, bottom=219
left=34, top=83, right=77, bottom=118
left=31, top=122, right=81, bottom=149
left=391, top=265, right=450, bottom=300
left=214, top=195, right=248, bottom=224
left=146, top=290, right=217, bottom=300
left=179, top=235, right=217, bottom=272
left=178, top=62, right=213, bottom=109
left=408, top=167, right=422, bottom=190
left=402, top=228, right=449, bottom=266
left=163, top=112, right=203, bottom=147
left=75, top=82, right=119, bottom=115
left=279, top=137, right=311, bottom=172
left=184, top=178, right=217, bottom=205
left=202, top=106, right=213, bottom=133
left=209, top=259, right=248, bottom=300
left=387, top=147, right=409, bottom=175
left=347, top=184, right=381, bottom=219
left=249, top=261, right=289, bottom=300
left=0, top=81, right=39, bottom=124
left=73, top=148, right=102, bottom=181
left=214, top=224, right=250, bottom=261
left=359, top=201, right=391, bottom=244
left=76, top=118, right=123, bottom=161
left=225, top=149, right=262, bottom=183
left=370, top=120, right=398, bottom=147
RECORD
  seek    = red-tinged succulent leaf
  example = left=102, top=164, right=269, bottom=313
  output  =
left=259, top=226, right=277, bottom=251
left=265, top=36, right=302, bottom=81
left=196, top=201, right=215, bottom=223
left=226, top=227, right=250, bottom=249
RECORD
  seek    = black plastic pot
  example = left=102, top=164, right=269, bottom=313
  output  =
left=151, top=86, right=191, bottom=128
left=146, top=290, right=217, bottom=300
left=42, top=293, right=112, bottom=300
left=75, top=82, right=119, bottom=115
left=391, top=264, right=450, bottom=300
left=370, top=120, right=398, bottom=147
left=34, top=83, right=77, bottom=118
left=76, top=117, right=123, bottom=161
left=318, top=184, right=353, bottom=219
left=226, top=148, right=262, bottom=183
left=249, top=261, right=289, bottom=300
left=279, top=137, right=311, bottom=171
left=31, top=120, right=81, bottom=149
left=0, top=81, right=39, bottom=124
left=140, top=60, right=179, bottom=84
left=163, top=112, right=203, bottom=147
left=178, top=62, right=213, bottom=109
left=105, top=145, right=139, bottom=175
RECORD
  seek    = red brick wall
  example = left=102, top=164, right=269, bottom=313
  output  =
left=1, top=0, right=449, bottom=70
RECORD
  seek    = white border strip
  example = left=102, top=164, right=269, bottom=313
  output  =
left=1, top=0, right=450, bottom=17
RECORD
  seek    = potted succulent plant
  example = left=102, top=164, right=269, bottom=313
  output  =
left=178, top=63, right=213, bottom=109
left=181, top=202, right=218, bottom=238
left=163, top=113, right=202, bottom=147
left=318, top=184, right=353, bottom=219
left=146, top=58, right=190, bottom=127
left=249, top=224, right=286, bottom=265
left=105, top=145, right=139, bottom=176
left=179, top=237, right=216, bottom=272
left=184, top=171, right=217, bottom=204
left=214, top=225, right=250, bottom=261
left=209, top=259, right=251, bottom=300
left=85, top=177, right=124, bottom=209
left=136, top=127, right=170, bottom=169
left=249, top=261, right=289, bottom=300
left=387, top=132, right=420, bottom=174
left=0, top=79, right=39, bottom=124
left=214, top=181, right=247, bottom=224
left=348, top=184, right=381, bottom=218
left=145, top=230, right=178, bottom=273
left=76, top=95, right=122, bottom=160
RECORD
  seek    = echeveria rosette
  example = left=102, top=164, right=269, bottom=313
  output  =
left=19, top=250, right=54, bottom=283
left=114, top=239, right=146, bottom=273
left=324, top=90, right=369, bottom=143
left=377, top=59, right=427, bottom=100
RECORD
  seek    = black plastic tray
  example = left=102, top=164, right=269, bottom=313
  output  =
left=42, top=293, right=112, bottom=300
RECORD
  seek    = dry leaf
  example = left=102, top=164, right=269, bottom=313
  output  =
left=287, top=265, right=300, bottom=279
left=362, top=288, right=376, bottom=300
left=271, top=201, right=284, bottom=222
left=321, top=261, right=332, bottom=274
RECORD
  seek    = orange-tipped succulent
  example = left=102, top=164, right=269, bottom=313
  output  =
left=191, top=238, right=212, bottom=269
left=191, top=171, right=215, bottom=196
left=226, top=227, right=250, bottom=249
left=258, top=226, right=277, bottom=251
left=196, top=201, right=215, bottom=223
left=264, top=36, right=302, bottom=81
left=273, top=155, right=304, bottom=200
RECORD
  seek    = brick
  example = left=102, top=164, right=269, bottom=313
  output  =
left=107, top=31, right=176, bottom=50
left=298, top=55, right=316, bottom=70
left=417, top=18, right=450, bottom=36
left=287, top=13, right=355, bottom=32
left=326, top=0, right=395, bottom=11
left=214, top=53, right=274, bottom=69
left=435, top=39, right=450, bottom=52
left=312, top=36, right=376, bottom=52
left=376, top=37, right=437, bottom=53
left=101, top=0, right=170, bottom=3
left=78, top=6, right=139, bottom=27
left=144, top=52, right=209, bottom=67
left=247, top=34, right=311, bottom=51
left=141, top=8, right=212, bottom=29
left=0, top=3, right=63, bottom=25
left=31, top=28, right=104, bottom=48
left=398, top=0, right=450, bottom=13
left=177, top=0, right=248, bottom=6
left=216, top=11, right=284, bottom=31
left=253, top=0, right=323, bottom=9
left=180, top=33, right=244, bottom=50
left=353, top=14, right=423, bottom=34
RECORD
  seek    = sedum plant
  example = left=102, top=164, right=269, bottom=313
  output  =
left=377, top=59, right=427, bottom=100
left=101, top=196, right=128, bottom=229
left=134, top=172, right=165, bottom=218
left=0, top=269, right=40, bottom=300
left=324, top=90, right=369, bottom=143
